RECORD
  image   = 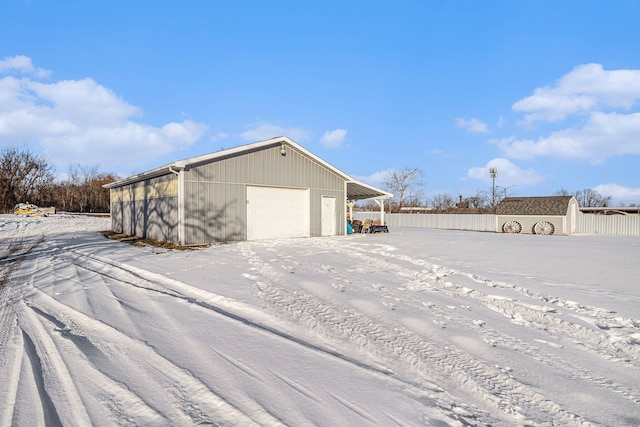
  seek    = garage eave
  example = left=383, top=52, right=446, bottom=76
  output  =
left=347, top=180, right=392, bottom=201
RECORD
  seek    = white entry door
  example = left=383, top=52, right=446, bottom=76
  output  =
left=246, top=186, right=310, bottom=240
left=321, top=196, right=336, bottom=236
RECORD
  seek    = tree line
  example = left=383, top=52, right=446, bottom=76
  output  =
left=0, top=146, right=117, bottom=214
left=3, top=150, right=626, bottom=215
left=360, top=167, right=628, bottom=213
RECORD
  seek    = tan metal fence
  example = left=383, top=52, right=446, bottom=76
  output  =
left=353, top=212, right=640, bottom=236
left=576, top=214, right=640, bottom=235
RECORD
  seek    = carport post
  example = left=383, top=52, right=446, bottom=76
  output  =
left=347, top=201, right=355, bottom=222
left=374, top=199, right=385, bottom=224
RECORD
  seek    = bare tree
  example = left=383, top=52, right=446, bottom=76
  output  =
left=58, top=164, right=116, bottom=212
left=357, top=199, right=381, bottom=212
left=404, top=189, right=425, bottom=208
left=383, top=168, right=423, bottom=210
left=466, top=194, right=488, bottom=209
left=474, top=190, right=492, bottom=208
left=0, top=146, right=55, bottom=212
left=429, top=193, right=456, bottom=211
left=77, top=164, right=100, bottom=212
left=0, top=146, right=117, bottom=213
left=91, top=172, right=118, bottom=212
left=553, top=188, right=572, bottom=197
left=574, top=188, right=611, bottom=207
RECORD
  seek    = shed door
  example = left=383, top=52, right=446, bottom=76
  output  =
left=246, top=186, right=310, bottom=240
left=321, top=196, right=336, bottom=236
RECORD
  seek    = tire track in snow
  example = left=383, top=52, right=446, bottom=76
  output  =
left=4, top=216, right=635, bottom=425
left=7, top=232, right=134, bottom=426
left=372, top=248, right=640, bottom=407
left=372, top=267, right=640, bottom=409
left=0, top=306, right=23, bottom=427
left=335, top=239, right=640, bottom=367
left=326, top=238, right=640, bottom=418
left=0, top=219, right=53, bottom=426
left=17, top=301, right=93, bottom=426
left=56, top=243, right=485, bottom=426
left=74, top=232, right=640, bottom=425
left=26, top=246, right=279, bottom=426
left=332, top=240, right=640, bottom=414
left=28, top=297, right=240, bottom=425
left=238, top=244, right=508, bottom=426
left=47, top=247, right=145, bottom=338
left=0, top=216, right=262, bottom=426
left=66, top=248, right=408, bottom=381
left=360, top=242, right=640, bottom=364
left=239, top=239, right=606, bottom=426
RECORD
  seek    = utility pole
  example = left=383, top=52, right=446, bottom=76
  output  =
left=489, top=167, right=498, bottom=210
left=496, top=185, right=515, bottom=198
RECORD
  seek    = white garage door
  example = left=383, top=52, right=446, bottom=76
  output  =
left=246, top=186, right=310, bottom=240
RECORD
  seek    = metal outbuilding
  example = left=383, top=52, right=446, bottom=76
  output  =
left=104, top=136, right=391, bottom=244
left=495, top=196, right=579, bottom=235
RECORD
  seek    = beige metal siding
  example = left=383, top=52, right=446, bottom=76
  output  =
left=110, top=174, right=179, bottom=242
left=182, top=144, right=346, bottom=243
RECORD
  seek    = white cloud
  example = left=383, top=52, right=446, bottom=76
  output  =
left=27, top=78, right=140, bottom=124
left=593, top=183, right=640, bottom=206
left=40, top=120, right=206, bottom=169
left=0, top=55, right=51, bottom=78
left=513, top=63, right=640, bottom=124
left=493, top=111, right=640, bottom=163
left=352, top=169, right=393, bottom=188
left=425, top=148, right=456, bottom=159
left=0, top=56, right=206, bottom=171
left=455, top=117, right=489, bottom=133
left=320, top=128, right=347, bottom=148
left=467, top=158, right=545, bottom=187
left=210, top=132, right=228, bottom=142
left=240, top=122, right=310, bottom=143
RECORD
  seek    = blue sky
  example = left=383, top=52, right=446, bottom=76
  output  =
left=1, top=1, right=640, bottom=205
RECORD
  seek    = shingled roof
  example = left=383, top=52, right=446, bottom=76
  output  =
left=496, top=196, right=574, bottom=216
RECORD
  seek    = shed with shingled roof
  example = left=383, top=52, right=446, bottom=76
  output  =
left=495, top=196, right=579, bottom=235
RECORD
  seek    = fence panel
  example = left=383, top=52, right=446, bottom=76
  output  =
left=576, top=214, right=640, bottom=236
left=353, top=213, right=496, bottom=232
left=353, top=212, right=640, bottom=236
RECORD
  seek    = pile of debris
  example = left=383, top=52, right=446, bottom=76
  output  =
left=13, top=203, right=47, bottom=217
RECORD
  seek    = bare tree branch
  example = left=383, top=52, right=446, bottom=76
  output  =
left=383, top=168, right=423, bottom=211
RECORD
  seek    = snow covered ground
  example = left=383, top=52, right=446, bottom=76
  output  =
left=1, top=214, right=639, bottom=426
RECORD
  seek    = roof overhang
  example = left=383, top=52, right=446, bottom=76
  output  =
left=580, top=206, right=639, bottom=215
left=347, top=180, right=392, bottom=201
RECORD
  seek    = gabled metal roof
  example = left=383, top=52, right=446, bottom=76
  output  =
left=104, top=136, right=392, bottom=201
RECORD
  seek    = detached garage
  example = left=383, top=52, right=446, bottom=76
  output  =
left=105, top=136, right=391, bottom=244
